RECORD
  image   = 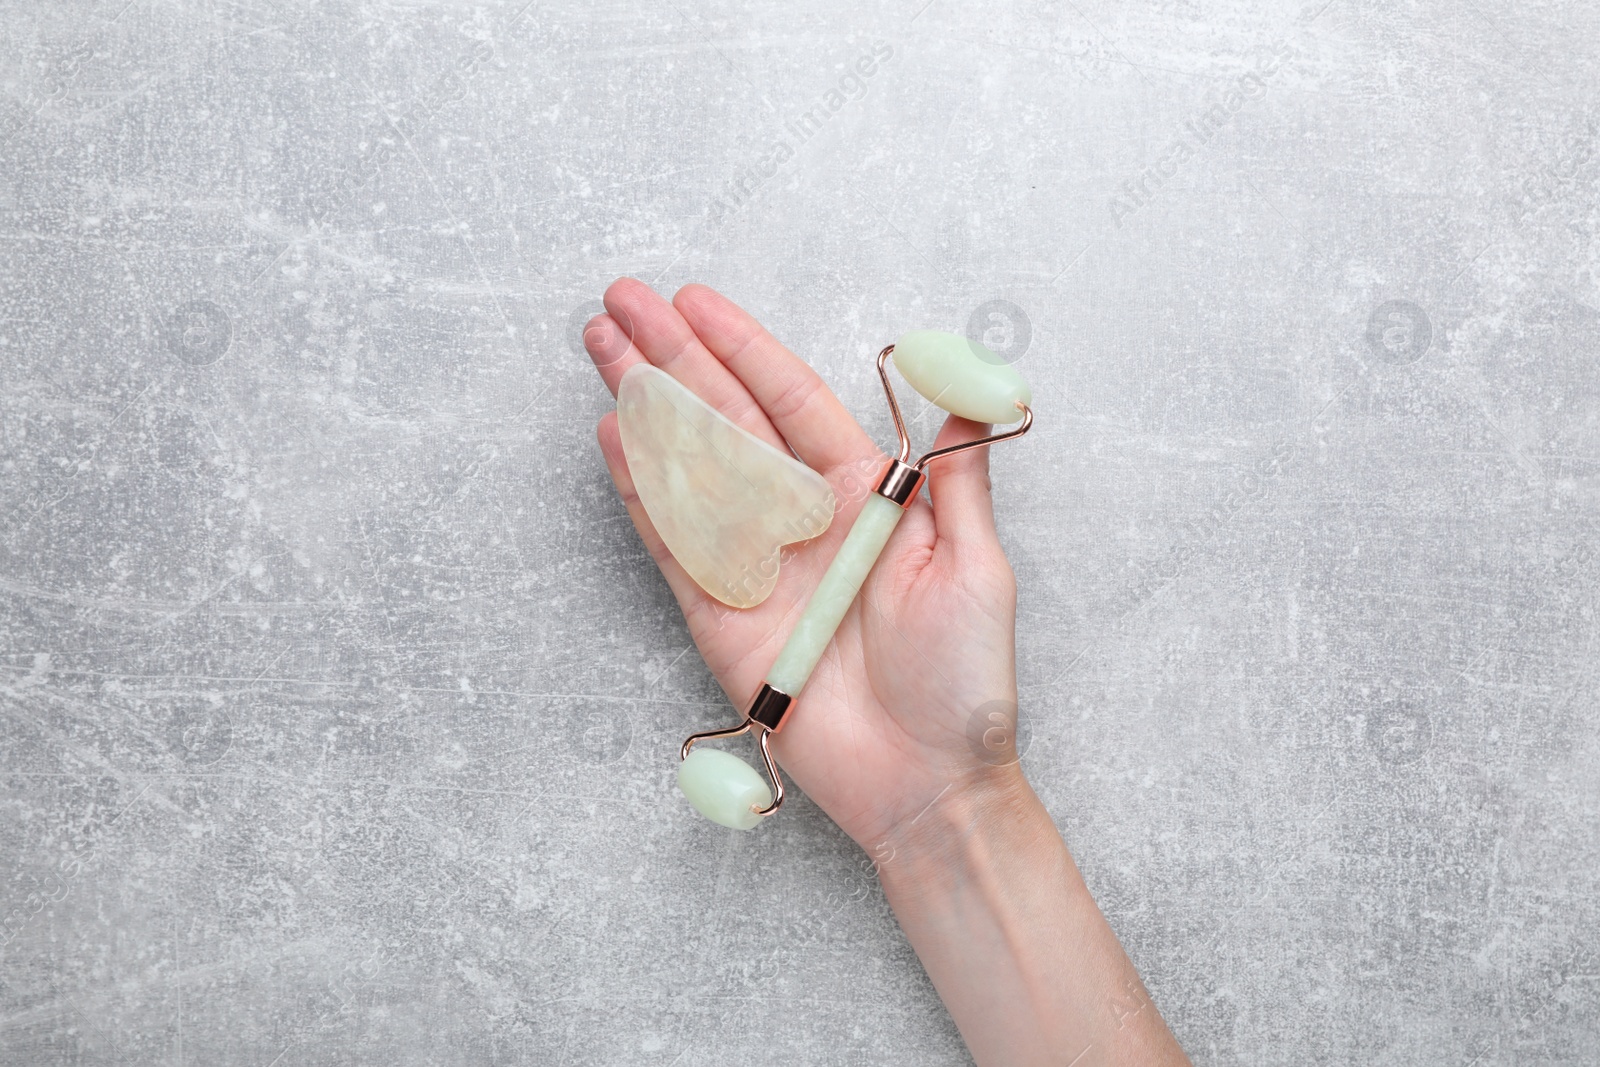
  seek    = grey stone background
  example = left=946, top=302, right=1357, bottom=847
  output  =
left=2, top=0, right=1597, bottom=1063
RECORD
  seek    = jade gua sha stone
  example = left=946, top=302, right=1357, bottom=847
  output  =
left=676, top=330, right=1034, bottom=830
left=616, top=363, right=835, bottom=609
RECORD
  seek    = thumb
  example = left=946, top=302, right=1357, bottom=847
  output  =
left=924, top=413, right=1000, bottom=553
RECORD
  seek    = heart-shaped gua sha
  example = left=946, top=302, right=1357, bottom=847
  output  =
left=617, top=363, right=834, bottom=608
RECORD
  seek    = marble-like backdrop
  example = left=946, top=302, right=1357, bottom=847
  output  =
left=2, top=0, right=1596, bottom=1063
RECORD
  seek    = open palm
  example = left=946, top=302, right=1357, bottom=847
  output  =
left=586, top=279, right=1023, bottom=849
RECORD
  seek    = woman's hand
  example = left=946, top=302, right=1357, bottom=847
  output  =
left=583, top=277, right=1023, bottom=850
left=585, top=278, right=1189, bottom=1066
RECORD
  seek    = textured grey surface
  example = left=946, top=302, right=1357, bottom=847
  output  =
left=2, top=0, right=1598, bottom=1063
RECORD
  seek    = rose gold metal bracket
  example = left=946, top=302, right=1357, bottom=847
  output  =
left=872, top=343, right=1034, bottom=509
left=681, top=682, right=792, bottom=816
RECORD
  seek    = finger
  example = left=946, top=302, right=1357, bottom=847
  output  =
left=924, top=413, right=1000, bottom=552
left=603, top=278, right=782, bottom=449
left=595, top=412, right=730, bottom=628
left=584, top=313, right=648, bottom=397
left=672, top=283, right=878, bottom=473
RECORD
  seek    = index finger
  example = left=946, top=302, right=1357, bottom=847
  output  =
left=672, top=284, right=879, bottom=474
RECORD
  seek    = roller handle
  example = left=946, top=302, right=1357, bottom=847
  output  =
left=676, top=492, right=900, bottom=827
left=762, top=492, right=906, bottom=696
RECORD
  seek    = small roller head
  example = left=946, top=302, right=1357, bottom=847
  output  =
left=677, top=747, right=774, bottom=830
left=892, top=330, right=1032, bottom=424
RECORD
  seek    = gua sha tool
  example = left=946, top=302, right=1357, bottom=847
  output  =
left=618, top=363, right=835, bottom=609
left=677, top=330, right=1034, bottom=829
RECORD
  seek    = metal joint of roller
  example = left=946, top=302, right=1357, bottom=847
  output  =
left=875, top=459, right=926, bottom=507
left=744, top=682, right=794, bottom=732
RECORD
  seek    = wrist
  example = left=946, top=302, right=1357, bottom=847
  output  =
left=865, top=766, right=1190, bottom=1066
left=871, top=764, right=1078, bottom=902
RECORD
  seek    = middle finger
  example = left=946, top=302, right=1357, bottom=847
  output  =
left=602, top=277, right=786, bottom=452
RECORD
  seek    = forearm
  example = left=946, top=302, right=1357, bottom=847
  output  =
left=876, top=769, right=1189, bottom=1067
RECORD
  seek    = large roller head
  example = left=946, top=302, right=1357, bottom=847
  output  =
left=892, top=330, right=1032, bottom=424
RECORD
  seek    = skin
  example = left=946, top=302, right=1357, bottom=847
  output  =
left=585, top=278, right=1191, bottom=1067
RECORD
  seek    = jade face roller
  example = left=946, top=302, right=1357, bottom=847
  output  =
left=677, top=330, right=1034, bottom=829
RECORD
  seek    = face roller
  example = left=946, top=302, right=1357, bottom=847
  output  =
left=677, top=330, right=1035, bottom=829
